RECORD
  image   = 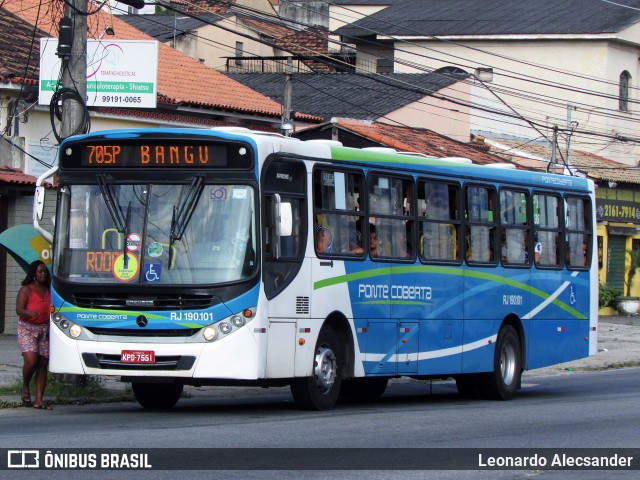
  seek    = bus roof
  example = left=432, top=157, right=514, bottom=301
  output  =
left=65, top=127, right=592, bottom=193
left=327, top=145, right=592, bottom=192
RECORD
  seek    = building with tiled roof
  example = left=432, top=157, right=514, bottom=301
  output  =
left=295, top=118, right=515, bottom=166
left=120, top=9, right=333, bottom=73
left=480, top=136, right=640, bottom=186
left=226, top=70, right=483, bottom=141
left=334, top=0, right=640, bottom=167
left=0, top=166, right=38, bottom=190
left=170, top=0, right=277, bottom=16
left=0, top=9, right=44, bottom=86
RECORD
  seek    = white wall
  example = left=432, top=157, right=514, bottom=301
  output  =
left=378, top=83, right=472, bottom=141
left=390, top=36, right=640, bottom=164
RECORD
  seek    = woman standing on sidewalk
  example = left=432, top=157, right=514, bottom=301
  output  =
left=15, top=260, right=52, bottom=410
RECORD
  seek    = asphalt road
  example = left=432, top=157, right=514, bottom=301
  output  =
left=0, top=367, right=638, bottom=480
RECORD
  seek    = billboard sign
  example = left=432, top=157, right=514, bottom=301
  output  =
left=39, top=39, right=158, bottom=108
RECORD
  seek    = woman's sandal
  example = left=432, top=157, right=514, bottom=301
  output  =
left=32, top=404, right=53, bottom=410
left=21, top=387, right=32, bottom=406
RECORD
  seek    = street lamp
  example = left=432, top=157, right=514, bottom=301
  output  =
left=474, top=67, right=494, bottom=83
left=281, top=120, right=294, bottom=136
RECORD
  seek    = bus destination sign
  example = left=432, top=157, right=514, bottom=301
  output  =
left=82, top=144, right=226, bottom=167
left=66, top=141, right=252, bottom=169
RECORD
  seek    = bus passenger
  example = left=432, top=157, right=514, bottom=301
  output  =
left=315, top=224, right=334, bottom=253
left=534, top=241, right=542, bottom=263
left=349, top=229, right=364, bottom=255
left=370, top=225, right=381, bottom=257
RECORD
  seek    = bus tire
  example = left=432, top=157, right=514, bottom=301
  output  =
left=132, top=382, right=183, bottom=409
left=340, top=377, right=388, bottom=402
left=291, top=326, right=342, bottom=410
left=479, top=325, right=522, bottom=400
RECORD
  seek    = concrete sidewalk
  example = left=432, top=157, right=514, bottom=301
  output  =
left=1, top=315, right=639, bottom=397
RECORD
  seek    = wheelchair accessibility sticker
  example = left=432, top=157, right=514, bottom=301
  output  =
left=144, top=263, right=161, bottom=282
left=569, top=283, right=577, bottom=305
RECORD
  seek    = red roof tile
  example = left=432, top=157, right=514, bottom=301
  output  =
left=0, top=7, right=46, bottom=85
left=94, top=107, right=283, bottom=132
left=170, top=0, right=237, bottom=15
left=242, top=16, right=293, bottom=40
left=332, top=119, right=514, bottom=166
left=484, top=137, right=640, bottom=184
left=0, top=166, right=37, bottom=186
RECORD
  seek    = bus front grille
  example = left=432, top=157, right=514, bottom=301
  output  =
left=86, top=328, right=200, bottom=337
left=82, top=353, right=196, bottom=371
left=72, top=293, right=218, bottom=310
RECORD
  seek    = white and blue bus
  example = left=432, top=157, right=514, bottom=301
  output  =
left=34, top=127, right=597, bottom=410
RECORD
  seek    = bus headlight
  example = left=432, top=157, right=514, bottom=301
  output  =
left=231, top=315, right=245, bottom=328
left=190, top=307, right=257, bottom=343
left=69, top=324, right=83, bottom=338
left=202, top=326, right=217, bottom=342
left=51, top=313, right=90, bottom=340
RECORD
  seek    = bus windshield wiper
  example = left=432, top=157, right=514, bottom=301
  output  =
left=97, top=174, right=127, bottom=233
left=168, top=175, right=204, bottom=269
left=122, top=201, right=132, bottom=268
left=169, top=205, right=177, bottom=270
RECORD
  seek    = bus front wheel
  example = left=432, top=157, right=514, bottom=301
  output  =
left=479, top=325, right=522, bottom=400
left=291, top=326, right=343, bottom=410
left=132, top=382, right=183, bottom=409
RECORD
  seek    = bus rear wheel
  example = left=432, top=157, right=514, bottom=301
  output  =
left=479, top=325, right=522, bottom=400
left=291, top=327, right=343, bottom=410
left=132, top=382, right=183, bottom=409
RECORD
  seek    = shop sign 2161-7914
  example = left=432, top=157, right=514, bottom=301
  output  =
left=596, top=188, right=640, bottom=223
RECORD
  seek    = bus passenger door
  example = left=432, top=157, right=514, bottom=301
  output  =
left=261, top=158, right=308, bottom=301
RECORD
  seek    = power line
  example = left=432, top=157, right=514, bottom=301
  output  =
left=13, top=1, right=640, bottom=150
left=155, top=1, right=640, bottom=145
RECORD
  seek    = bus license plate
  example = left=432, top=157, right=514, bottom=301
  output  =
left=121, top=350, right=155, bottom=363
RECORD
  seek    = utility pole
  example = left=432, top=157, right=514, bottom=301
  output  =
left=566, top=103, right=577, bottom=165
left=57, top=0, right=144, bottom=140
left=550, top=125, right=558, bottom=173
left=60, top=0, right=87, bottom=140
left=282, top=57, right=293, bottom=136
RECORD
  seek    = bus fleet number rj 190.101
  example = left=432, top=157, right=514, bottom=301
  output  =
left=169, top=312, right=215, bottom=321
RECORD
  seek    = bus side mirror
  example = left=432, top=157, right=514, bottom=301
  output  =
left=277, top=202, right=292, bottom=237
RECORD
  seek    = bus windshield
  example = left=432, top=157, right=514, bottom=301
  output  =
left=54, top=181, right=257, bottom=285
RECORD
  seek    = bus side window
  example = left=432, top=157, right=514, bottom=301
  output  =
left=418, top=180, right=460, bottom=262
left=565, top=196, right=592, bottom=268
left=465, top=185, right=497, bottom=264
left=500, top=189, right=530, bottom=266
left=533, top=192, right=562, bottom=267
left=313, top=168, right=365, bottom=257
left=368, top=175, right=414, bottom=260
